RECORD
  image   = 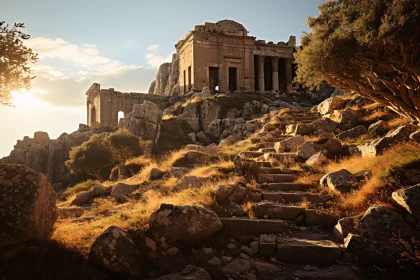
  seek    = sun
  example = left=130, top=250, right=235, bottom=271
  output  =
left=11, top=90, right=50, bottom=109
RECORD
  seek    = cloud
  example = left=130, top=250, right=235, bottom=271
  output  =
left=145, top=53, right=173, bottom=68
left=24, top=36, right=159, bottom=107
left=147, top=44, right=160, bottom=51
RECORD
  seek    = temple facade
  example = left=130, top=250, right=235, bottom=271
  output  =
left=175, top=20, right=296, bottom=94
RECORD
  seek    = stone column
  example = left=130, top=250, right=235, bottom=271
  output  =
left=272, top=57, right=279, bottom=91
left=285, top=58, right=293, bottom=92
left=86, top=101, right=90, bottom=126
left=258, top=55, right=265, bottom=92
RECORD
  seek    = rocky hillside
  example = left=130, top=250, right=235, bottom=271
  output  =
left=1, top=90, right=420, bottom=280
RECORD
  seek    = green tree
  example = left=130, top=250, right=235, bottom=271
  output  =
left=295, top=0, right=420, bottom=121
left=106, top=129, right=143, bottom=163
left=0, top=21, right=38, bottom=106
left=65, top=135, right=114, bottom=181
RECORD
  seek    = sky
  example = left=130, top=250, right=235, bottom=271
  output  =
left=0, top=0, right=324, bottom=157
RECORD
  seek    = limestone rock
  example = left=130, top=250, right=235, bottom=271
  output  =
left=347, top=95, right=374, bottom=108
left=172, top=151, right=210, bottom=168
left=196, top=131, right=211, bottom=145
left=297, top=142, right=327, bottom=160
left=332, top=216, right=360, bottom=243
left=148, top=168, right=165, bottom=181
left=354, top=205, right=413, bottom=242
left=178, top=175, right=204, bottom=188
left=110, top=183, right=137, bottom=202
left=317, top=97, right=345, bottom=115
left=368, top=120, right=389, bottom=137
left=91, top=185, right=111, bottom=197
left=318, top=137, right=345, bottom=156
left=392, top=184, right=420, bottom=218
left=153, top=63, right=171, bottom=95
left=335, top=108, right=358, bottom=125
left=148, top=204, right=223, bottom=242
left=58, top=207, right=85, bottom=218
left=344, top=234, right=397, bottom=264
left=336, top=125, right=367, bottom=140
left=0, top=165, right=57, bottom=248
left=320, top=169, right=357, bottom=194
left=208, top=256, right=222, bottom=266
left=88, top=226, right=142, bottom=278
left=169, top=167, right=190, bottom=178
left=294, top=265, right=362, bottom=280
left=274, top=135, right=304, bottom=153
left=305, top=152, right=327, bottom=166
left=70, top=190, right=94, bottom=206
left=219, top=258, right=251, bottom=275
left=152, top=265, right=211, bottom=280
left=254, top=260, right=281, bottom=273
left=179, top=103, right=200, bottom=133
left=311, top=118, right=337, bottom=135
left=200, top=100, right=220, bottom=132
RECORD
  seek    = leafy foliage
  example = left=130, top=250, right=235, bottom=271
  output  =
left=65, top=135, right=114, bottom=180
left=295, top=0, right=420, bottom=121
left=0, top=21, right=38, bottom=106
left=106, top=129, right=143, bottom=163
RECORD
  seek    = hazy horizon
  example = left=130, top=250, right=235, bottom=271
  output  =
left=0, top=0, right=323, bottom=157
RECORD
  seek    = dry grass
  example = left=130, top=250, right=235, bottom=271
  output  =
left=361, top=110, right=389, bottom=122
left=219, top=138, right=255, bottom=159
left=387, top=116, right=411, bottom=128
left=363, top=102, right=383, bottom=111
left=162, top=114, right=174, bottom=120
left=186, top=160, right=234, bottom=179
left=325, top=142, right=420, bottom=216
left=59, top=180, right=99, bottom=201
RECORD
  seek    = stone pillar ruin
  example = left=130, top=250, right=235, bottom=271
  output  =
left=258, top=55, right=265, bottom=92
left=285, top=58, right=293, bottom=93
left=272, top=57, right=279, bottom=91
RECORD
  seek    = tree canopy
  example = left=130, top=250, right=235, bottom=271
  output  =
left=295, top=0, right=420, bottom=121
left=0, top=21, right=38, bottom=106
left=65, top=135, right=115, bottom=181
left=106, top=129, right=143, bottom=163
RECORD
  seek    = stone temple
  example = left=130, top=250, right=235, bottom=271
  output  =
left=86, top=19, right=296, bottom=128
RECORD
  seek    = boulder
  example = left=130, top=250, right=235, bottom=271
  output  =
left=91, top=185, right=111, bottom=197
left=70, top=190, right=94, bottom=206
left=336, top=125, right=367, bottom=140
left=294, top=123, right=315, bottom=135
left=332, top=216, right=360, bottom=243
left=200, top=100, right=220, bottom=132
left=297, top=142, right=327, bottom=160
left=392, top=184, right=420, bottom=218
left=196, top=131, right=211, bottom=145
left=317, top=97, right=345, bottom=115
left=172, top=151, right=210, bottom=168
left=200, top=144, right=220, bottom=156
left=219, top=258, right=252, bottom=275
left=311, top=118, right=337, bottom=135
left=318, top=137, right=345, bottom=156
left=347, top=95, right=374, bottom=108
left=344, top=234, right=397, bottom=264
left=385, top=124, right=418, bottom=142
left=354, top=205, right=413, bottom=242
left=206, top=119, right=222, bottom=139
left=368, top=120, right=389, bottom=137
left=274, top=135, right=305, bottom=153
left=0, top=165, right=57, bottom=248
left=152, top=265, right=211, bottom=280
left=178, top=175, right=204, bottom=188
left=148, top=204, right=223, bottom=242
left=320, top=169, right=357, bottom=194
left=335, top=108, right=358, bottom=125
left=88, top=226, right=142, bottom=278
left=58, top=207, right=85, bottom=218
left=169, top=167, right=190, bottom=178
left=305, top=152, right=327, bottom=166
left=294, top=265, right=362, bottom=280
left=148, top=168, right=165, bottom=181
left=110, top=183, right=137, bottom=202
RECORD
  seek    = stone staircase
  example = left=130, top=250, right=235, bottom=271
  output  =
left=224, top=109, right=342, bottom=264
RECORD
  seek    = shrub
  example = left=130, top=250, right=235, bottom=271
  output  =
left=106, top=129, right=143, bottom=163
left=65, top=135, right=115, bottom=180
left=59, top=179, right=99, bottom=201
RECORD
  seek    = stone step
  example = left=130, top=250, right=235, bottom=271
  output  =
left=258, top=174, right=296, bottom=184
left=262, top=191, right=329, bottom=204
left=263, top=153, right=299, bottom=165
left=220, top=217, right=288, bottom=234
left=276, top=236, right=341, bottom=264
left=266, top=183, right=312, bottom=192
left=257, top=148, right=276, bottom=153
left=238, top=151, right=265, bottom=159
left=255, top=161, right=272, bottom=167
left=251, top=202, right=305, bottom=220
left=305, top=209, right=339, bottom=226
left=257, top=167, right=294, bottom=174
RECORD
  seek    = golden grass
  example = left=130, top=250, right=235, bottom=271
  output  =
left=219, top=138, right=256, bottom=159
left=186, top=160, right=235, bottom=179
left=362, top=111, right=389, bottom=122
left=387, top=116, right=411, bottom=128
left=363, top=102, right=383, bottom=111
left=59, top=180, right=99, bottom=201
left=162, top=114, right=174, bottom=120
left=325, top=142, right=420, bottom=216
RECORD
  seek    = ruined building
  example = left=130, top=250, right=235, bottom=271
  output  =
left=86, top=20, right=296, bottom=128
left=151, top=19, right=296, bottom=95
